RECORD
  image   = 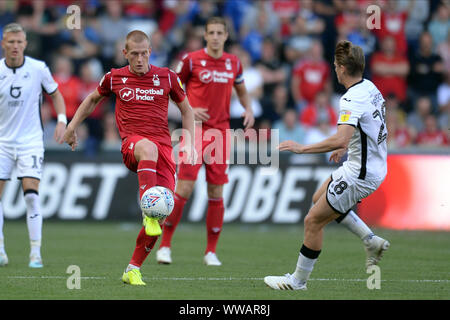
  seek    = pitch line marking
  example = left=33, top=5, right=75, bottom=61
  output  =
left=5, top=276, right=450, bottom=283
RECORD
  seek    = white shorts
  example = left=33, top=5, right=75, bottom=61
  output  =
left=0, top=144, right=44, bottom=181
left=326, top=166, right=382, bottom=214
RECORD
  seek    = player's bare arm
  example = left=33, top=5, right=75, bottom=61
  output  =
left=234, top=82, right=255, bottom=129
left=175, top=97, right=196, bottom=164
left=48, top=89, right=67, bottom=144
left=279, top=124, right=355, bottom=154
left=64, top=89, right=105, bottom=151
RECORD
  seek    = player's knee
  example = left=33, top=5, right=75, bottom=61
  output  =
left=304, top=213, right=320, bottom=232
left=207, top=184, right=223, bottom=199
left=135, top=139, right=158, bottom=161
left=176, top=180, right=195, bottom=199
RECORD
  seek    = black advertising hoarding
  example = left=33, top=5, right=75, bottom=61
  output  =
left=2, top=150, right=336, bottom=223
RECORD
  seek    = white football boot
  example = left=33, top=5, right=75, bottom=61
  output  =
left=156, top=247, right=172, bottom=264
left=203, top=252, right=222, bottom=266
left=364, top=235, right=390, bottom=268
left=0, top=251, right=8, bottom=267
left=264, top=273, right=307, bottom=290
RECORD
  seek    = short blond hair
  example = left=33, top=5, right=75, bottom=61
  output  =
left=334, top=40, right=365, bottom=77
left=125, top=30, right=150, bottom=50
left=2, top=22, right=26, bottom=38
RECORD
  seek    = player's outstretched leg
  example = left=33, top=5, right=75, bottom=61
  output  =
left=336, top=210, right=390, bottom=268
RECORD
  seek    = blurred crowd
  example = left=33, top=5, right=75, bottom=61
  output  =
left=0, top=0, right=449, bottom=157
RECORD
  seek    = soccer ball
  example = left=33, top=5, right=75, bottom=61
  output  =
left=140, top=186, right=174, bottom=219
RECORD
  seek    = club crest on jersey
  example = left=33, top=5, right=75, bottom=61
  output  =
left=225, top=58, right=232, bottom=70
left=119, top=87, right=135, bottom=101
left=153, top=74, right=160, bottom=86
left=200, top=60, right=206, bottom=67
left=122, top=77, right=128, bottom=84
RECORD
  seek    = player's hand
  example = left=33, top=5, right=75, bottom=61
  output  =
left=329, top=148, right=347, bottom=163
left=242, top=109, right=255, bottom=130
left=63, top=125, right=78, bottom=151
left=53, top=122, right=66, bottom=144
left=278, top=140, right=305, bottom=154
left=192, top=108, right=210, bottom=122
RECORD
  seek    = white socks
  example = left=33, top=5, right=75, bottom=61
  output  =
left=293, top=245, right=321, bottom=284
left=338, top=210, right=374, bottom=241
left=126, top=264, right=140, bottom=272
left=0, top=202, right=4, bottom=254
left=24, top=191, right=42, bottom=257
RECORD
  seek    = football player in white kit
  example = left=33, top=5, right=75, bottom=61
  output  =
left=265, top=40, right=390, bottom=290
left=0, top=23, right=67, bottom=268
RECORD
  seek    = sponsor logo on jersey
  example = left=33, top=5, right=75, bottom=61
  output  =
left=199, top=69, right=234, bottom=84
left=119, top=87, right=134, bottom=101
left=339, top=110, right=352, bottom=122
left=120, top=87, right=164, bottom=101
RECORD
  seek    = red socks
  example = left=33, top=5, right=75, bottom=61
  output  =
left=137, top=160, right=157, bottom=199
left=129, top=226, right=159, bottom=267
left=129, top=160, right=157, bottom=268
left=160, top=193, right=188, bottom=248
left=205, top=198, right=224, bottom=254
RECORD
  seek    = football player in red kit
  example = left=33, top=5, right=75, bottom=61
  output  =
left=64, top=30, right=195, bottom=285
left=157, top=17, right=255, bottom=266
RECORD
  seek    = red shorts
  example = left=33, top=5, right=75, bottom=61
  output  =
left=177, top=127, right=230, bottom=185
left=121, top=135, right=176, bottom=192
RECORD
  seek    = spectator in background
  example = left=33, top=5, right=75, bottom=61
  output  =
left=437, top=32, right=450, bottom=72
left=271, top=0, right=301, bottom=39
left=255, top=37, right=287, bottom=107
left=408, top=31, right=445, bottom=111
left=103, top=39, right=128, bottom=71
left=416, top=114, right=449, bottom=147
left=385, top=94, right=413, bottom=149
left=291, top=40, right=330, bottom=111
left=428, top=3, right=450, bottom=49
left=101, top=111, right=121, bottom=151
left=230, top=48, right=263, bottom=129
left=291, top=0, right=325, bottom=38
left=386, top=108, right=413, bottom=149
left=261, top=83, right=291, bottom=125
left=407, top=96, right=434, bottom=140
left=371, top=36, right=410, bottom=104
left=300, top=91, right=337, bottom=128
left=41, top=102, right=57, bottom=148
left=97, top=0, right=129, bottom=66
left=398, top=0, right=429, bottom=53
left=373, top=0, right=411, bottom=57
left=0, top=1, right=16, bottom=32
left=304, top=112, right=337, bottom=161
left=437, top=72, right=450, bottom=131
left=273, top=109, right=306, bottom=144
left=51, top=56, right=82, bottom=120
left=347, top=13, right=376, bottom=76
left=191, top=0, right=218, bottom=30
left=79, top=59, right=106, bottom=150
left=240, top=4, right=279, bottom=63
left=148, top=30, right=170, bottom=68
left=334, top=0, right=361, bottom=41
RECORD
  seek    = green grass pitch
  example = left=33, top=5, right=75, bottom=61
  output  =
left=0, top=221, right=448, bottom=300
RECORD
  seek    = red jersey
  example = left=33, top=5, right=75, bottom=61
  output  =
left=292, top=60, right=329, bottom=103
left=97, top=65, right=185, bottom=146
left=176, top=48, right=244, bottom=130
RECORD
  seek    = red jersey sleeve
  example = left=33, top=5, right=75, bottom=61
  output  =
left=97, top=71, right=112, bottom=96
left=168, top=70, right=186, bottom=103
left=235, top=57, right=244, bottom=84
left=176, top=54, right=191, bottom=84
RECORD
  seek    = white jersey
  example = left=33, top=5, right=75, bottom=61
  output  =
left=338, top=79, right=387, bottom=181
left=0, top=56, right=58, bottom=148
